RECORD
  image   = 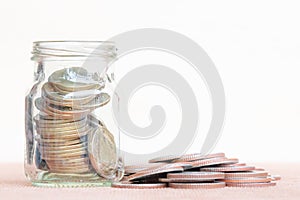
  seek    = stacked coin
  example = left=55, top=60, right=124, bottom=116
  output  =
left=113, top=152, right=280, bottom=189
left=34, top=67, right=116, bottom=176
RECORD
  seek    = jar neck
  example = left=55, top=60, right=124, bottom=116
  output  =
left=31, top=41, right=117, bottom=62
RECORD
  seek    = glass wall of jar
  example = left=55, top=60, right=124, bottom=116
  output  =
left=25, top=41, right=124, bottom=187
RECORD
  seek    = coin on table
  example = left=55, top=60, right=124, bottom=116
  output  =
left=226, top=182, right=276, bottom=187
left=112, top=182, right=167, bottom=189
left=268, top=175, right=281, bottom=181
left=200, top=165, right=255, bottom=172
left=191, top=157, right=238, bottom=168
left=125, top=163, right=164, bottom=174
left=218, top=163, right=247, bottom=167
left=168, top=172, right=225, bottom=180
left=127, top=166, right=184, bottom=181
left=148, top=155, right=181, bottom=163
left=224, top=171, right=269, bottom=179
left=169, top=182, right=226, bottom=189
left=222, top=177, right=272, bottom=183
left=174, top=152, right=226, bottom=162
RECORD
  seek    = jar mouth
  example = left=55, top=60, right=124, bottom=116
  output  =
left=32, top=41, right=117, bottom=61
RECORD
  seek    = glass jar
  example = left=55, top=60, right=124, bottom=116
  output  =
left=25, top=41, right=124, bottom=187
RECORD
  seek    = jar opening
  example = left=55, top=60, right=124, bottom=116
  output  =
left=32, top=41, right=117, bottom=61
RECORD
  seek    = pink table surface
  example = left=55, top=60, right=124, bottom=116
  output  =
left=0, top=162, right=299, bottom=200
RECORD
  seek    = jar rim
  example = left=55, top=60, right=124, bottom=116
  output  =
left=33, top=40, right=115, bottom=45
left=32, top=40, right=117, bottom=61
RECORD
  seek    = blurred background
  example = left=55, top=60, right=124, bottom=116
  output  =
left=0, top=0, right=299, bottom=163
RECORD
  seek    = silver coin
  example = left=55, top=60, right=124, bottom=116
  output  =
left=42, top=82, right=96, bottom=104
left=36, top=137, right=85, bottom=146
left=72, top=93, right=110, bottom=110
left=88, top=126, right=117, bottom=178
left=48, top=67, right=101, bottom=91
left=39, top=142, right=87, bottom=151
left=37, top=126, right=92, bottom=139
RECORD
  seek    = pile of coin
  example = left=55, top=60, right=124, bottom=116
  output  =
left=34, top=67, right=117, bottom=178
left=112, top=152, right=281, bottom=189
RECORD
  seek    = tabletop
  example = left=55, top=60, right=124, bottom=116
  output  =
left=0, top=162, right=299, bottom=200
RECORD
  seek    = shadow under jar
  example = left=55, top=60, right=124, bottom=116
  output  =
left=25, top=41, right=124, bottom=187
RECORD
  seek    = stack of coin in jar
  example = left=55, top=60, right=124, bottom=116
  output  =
left=34, top=67, right=117, bottom=178
left=112, top=152, right=281, bottom=189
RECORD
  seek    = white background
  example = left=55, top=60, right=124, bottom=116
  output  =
left=0, top=0, right=299, bottom=162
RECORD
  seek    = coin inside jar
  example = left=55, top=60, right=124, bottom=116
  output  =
left=48, top=67, right=102, bottom=91
left=33, top=66, right=117, bottom=176
left=88, top=126, right=117, bottom=179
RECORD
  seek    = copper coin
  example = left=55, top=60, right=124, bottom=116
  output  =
left=149, top=155, right=181, bottom=163
left=168, top=172, right=225, bottom=180
left=125, top=163, right=164, bottom=174
left=174, top=152, right=226, bottom=162
left=269, top=175, right=281, bottom=181
left=218, top=163, right=247, bottom=167
left=127, top=166, right=184, bottom=181
left=112, top=182, right=167, bottom=189
left=159, top=178, right=216, bottom=183
left=222, top=177, right=272, bottom=183
left=126, top=162, right=191, bottom=175
left=161, top=162, right=193, bottom=170
left=169, top=182, right=226, bottom=189
left=254, top=168, right=266, bottom=171
left=191, top=157, right=238, bottom=168
left=226, top=182, right=276, bottom=187
left=225, top=171, right=269, bottom=179
left=201, top=165, right=255, bottom=172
